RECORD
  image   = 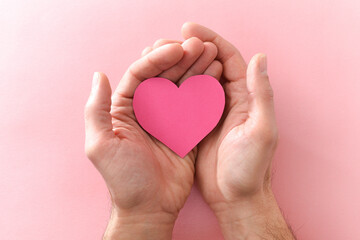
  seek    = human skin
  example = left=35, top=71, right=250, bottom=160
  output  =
left=182, top=22, right=295, bottom=239
left=84, top=37, right=222, bottom=239
left=136, top=22, right=296, bottom=239
left=85, top=21, right=295, bottom=239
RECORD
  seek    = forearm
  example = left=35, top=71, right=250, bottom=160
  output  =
left=213, top=190, right=295, bottom=240
left=103, top=208, right=175, bottom=240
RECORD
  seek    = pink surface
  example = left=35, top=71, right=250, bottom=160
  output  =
left=0, top=0, right=359, bottom=239
left=133, top=75, right=225, bottom=158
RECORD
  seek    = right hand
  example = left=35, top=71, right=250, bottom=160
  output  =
left=84, top=37, right=222, bottom=239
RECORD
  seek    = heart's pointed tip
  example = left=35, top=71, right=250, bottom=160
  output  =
left=177, top=153, right=186, bottom=158
left=176, top=151, right=189, bottom=159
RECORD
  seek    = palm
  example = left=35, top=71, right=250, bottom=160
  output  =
left=87, top=38, right=222, bottom=217
left=196, top=79, right=255, bottom=203
left=180, top=23, right=277, bottom=208
left=106, top=104, right=196, bottom=214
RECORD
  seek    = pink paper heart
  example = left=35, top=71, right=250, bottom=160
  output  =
left=133, top=75, right=225, bottom=158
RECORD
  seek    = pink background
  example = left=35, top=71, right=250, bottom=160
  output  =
left=1, top=0, right=359, bottom=239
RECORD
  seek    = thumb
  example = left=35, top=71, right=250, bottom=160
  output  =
left=246, top=54, right=276, bottom=128
left=84, top=72, right=114, bottom=157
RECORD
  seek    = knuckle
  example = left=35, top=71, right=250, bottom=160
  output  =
left=265, top=84, right=274, bottom=98
left=259, top=77, right=274, bottom=100
left=266, top=85, right=274, bottom=100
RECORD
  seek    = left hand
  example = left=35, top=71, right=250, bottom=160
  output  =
left=146, top=23, right=294, bottom=239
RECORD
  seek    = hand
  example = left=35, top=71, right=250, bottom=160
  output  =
left=142, top=27, right=276, bottom=202
left=84, top=37, right=221, bottom=239
left=182, top=22, right=295, bottom=239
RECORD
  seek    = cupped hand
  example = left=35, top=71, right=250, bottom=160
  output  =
left=84, top=37, right=222, bottom=239
left=140, top=23, right=294, bottom=239
left=182, top=23, right=295, bottom=239
left=181, top=23, right=277, bottom=204
left=147, top=24, right=277, bottom=208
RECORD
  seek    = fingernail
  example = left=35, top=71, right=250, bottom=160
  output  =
left=92, top=72, right=100, bottom=91
left=259, top=54, right=267, bottom=74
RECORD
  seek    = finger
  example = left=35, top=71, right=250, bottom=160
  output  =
left=141, top=46, right=153, bottom=57
left=113, top=43, right=183, bottom=100
left=246, top=54, right=276, bottom=126
left=158, top=37, right=204, bottom=82
left=203, top=60, right=223, bottom=81
left=153, top=39, right=183, bottom=49
left=85, top=72, right=115, bottom=158
left=181, top=22, right=247, bottom=83
left=177, top=41, right=218, bottom=85
left=141, top=39, right=183, bottom=57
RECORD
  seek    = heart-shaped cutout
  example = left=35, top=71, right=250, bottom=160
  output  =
left=133, top=75, right=225, bottom=158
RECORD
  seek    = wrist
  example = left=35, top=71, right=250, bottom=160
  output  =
left=211, top=189, right=295, bottom=240
left=103, top=207, right=176, bottom=240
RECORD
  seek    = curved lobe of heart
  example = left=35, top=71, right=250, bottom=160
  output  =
left=133, top=75, right=225, bottom=158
